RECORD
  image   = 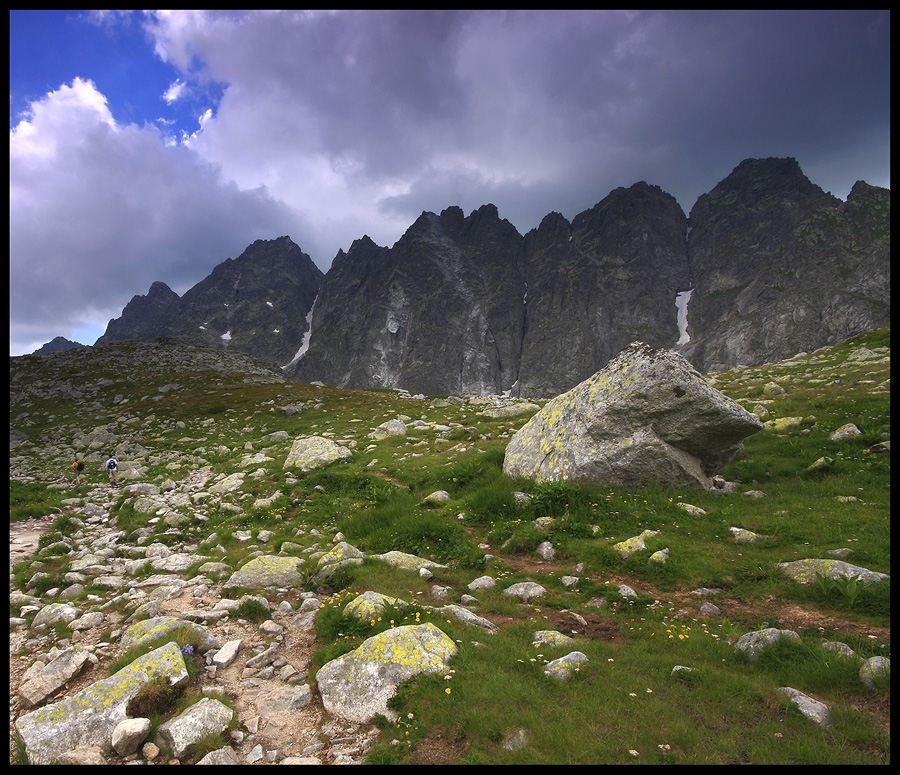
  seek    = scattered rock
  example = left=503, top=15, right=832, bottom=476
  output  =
left=224, top=555, right=305, bottom=589
left=542, top=651, right=588, bottom=679
left=859, top=656, right=890, bottom=692
left=829, top=423, right=862, bottom=441
left=776, top=559, right=889, bottom=585
left=777, top=687, right=832, bottom=729
left=734, top=628, right=800, bottom=661
left=502, top=582, right=547, bottom=601
left=157, top=698, right=234, bottom=758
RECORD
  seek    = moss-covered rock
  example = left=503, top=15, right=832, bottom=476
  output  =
left=734, top=627, right=800, bottom=660
left=15, top=642, right=188, bottom=765
left=542, top=651, right=588, bottom=679
left=120, top=616, right=220, bottom=652
left=283, top=436, right=352, bottom=471
left=776, top=558, right=889, bottom=584
left=316, top=623, right=457, bottom=723
left=370, top=550, right=448, bottom=573
left=503, top=342, right=763, bottom=489
left=223, top=554, right=305, bottom=590
left=344, top=591, right=408, bottom=620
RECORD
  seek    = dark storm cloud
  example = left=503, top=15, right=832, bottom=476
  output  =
left=9, top=10, right=889, bottom=355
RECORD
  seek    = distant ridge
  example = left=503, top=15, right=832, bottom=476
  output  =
left=32, top=336, right=86, bottom=355
left=91, top=158, right=889, bottom=397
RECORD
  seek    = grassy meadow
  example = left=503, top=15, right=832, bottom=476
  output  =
left=8, top=327, right=890, bottom=764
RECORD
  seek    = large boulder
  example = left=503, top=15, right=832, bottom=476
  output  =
left=315, top=623, right=457, bottom=724
left=15, top=642, right=188, bottom=765
left=283, top=436, right=352, bottom=471
left=503, top=342, right=763, bottom=489
left=223, top=555, right=305, bottom=590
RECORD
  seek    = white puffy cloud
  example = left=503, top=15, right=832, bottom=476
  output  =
left=10, top=76, right=304, bottom=354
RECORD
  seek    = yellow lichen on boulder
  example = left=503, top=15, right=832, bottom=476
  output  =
left=503, top=341, right=763, bottom=489
left=283, top=435, right=352, bottom=471
left=315, top=623, right=457, bottom=724
left=16, top=642, right=188, bottom=765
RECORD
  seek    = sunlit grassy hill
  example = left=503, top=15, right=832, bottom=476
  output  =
left=9, top=328, right=890, bottom=764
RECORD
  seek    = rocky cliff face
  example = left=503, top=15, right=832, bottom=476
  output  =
left=98, top=237, right=324, bottom=367
left=681, top=158, right=891, bottom=373
left=94, top=158, right=889, bottom=396
left=288, top=205, right=526, bottom=396
left=289, top=186, right=693, bottom=397
left=516, top=182, right=691, bottom=396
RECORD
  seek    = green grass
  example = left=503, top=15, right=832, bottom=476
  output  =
left=8, top=329, right=890, bottom=765
left=9, top=480, right=66, bottom=523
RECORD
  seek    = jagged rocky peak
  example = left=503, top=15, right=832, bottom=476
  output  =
left=96, top=236, right=324, bottom=368
left=843, top=179, right=891, bottom=227
left=438, top=205, right=466, bottom=234
left=169, top=235, right=324, bottom=366
left=515, top=180, right=691, bottom=397
left=91, top=156, right=887, bottom=397
left=96, top=281, right=180, bottom=345
left=522, top=211, right=571, bottom=257
left=401, top=203, right=519, bottom=249
left=681, top=159, right=890, bottom=374
left=31, top=336, right=87, bottom=355
left=572, top=181, right=687, bottom=243
left=146, top=280, right=179, bottom=298
left=329, top=235, right=386, bottom=280
left=689, top=157, right=840, bottom=227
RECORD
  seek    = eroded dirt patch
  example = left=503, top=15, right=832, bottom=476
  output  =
left=547, top=609, right=623, bottom=643
left=408, top=729, right=470, bottom=765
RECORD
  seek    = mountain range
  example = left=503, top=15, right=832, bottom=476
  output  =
left=84, top=157, right=890, bottom=398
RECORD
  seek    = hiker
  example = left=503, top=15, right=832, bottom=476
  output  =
left=72, top=457, right=84, bottom=487
left=106, top=454, right=118, bottom=485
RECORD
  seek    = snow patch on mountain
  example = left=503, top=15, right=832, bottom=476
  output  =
left=675, top=289, right=693, bottom=346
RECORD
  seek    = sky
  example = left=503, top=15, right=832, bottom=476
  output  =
left=9, top=9, right=890, bottom=355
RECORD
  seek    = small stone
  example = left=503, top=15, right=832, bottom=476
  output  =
left=245, top=744, right=265, bottom=764
left=112, top=717, right=152, bottom=757
left=502, top=729, right=528, bottom=750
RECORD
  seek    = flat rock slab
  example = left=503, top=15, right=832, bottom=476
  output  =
left=503, top=581, right=547, bottom=601
left=776, top=558, right=889, bottom=584
left=435, top=604, right=498, bottom=633
left=224, top=555, right=305, bottom=589
left=16, top=642, right=188, bottom=765
left=18, top=645, right=95, bottom=709
left=533, top=630, right=576, bottom=647
left=371, top=550, right=448, bottom=572
left=777, top=687, right=832, bottom=729
left=120, top=616, right=220, bottom=652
